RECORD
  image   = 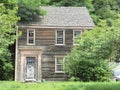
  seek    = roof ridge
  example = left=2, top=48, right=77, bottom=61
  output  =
left=41, top=6, right=86, bottom=8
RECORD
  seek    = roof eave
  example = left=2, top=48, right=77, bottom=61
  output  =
left=19, top=25, right=95, bottom=29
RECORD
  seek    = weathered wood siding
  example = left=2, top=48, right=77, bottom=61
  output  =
left=18, top=28, right=78, bottom=81
left=18, top=28, right=73, bottom=46
left=36, top=28, right=55, bottom=46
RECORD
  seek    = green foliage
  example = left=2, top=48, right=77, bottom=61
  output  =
left=116, top=0, right=120, bottom=13
left=65, top=18, right=120, bottom=82
left=0, top=50, right=13, bottom=80
left=0, top=1, right=19, bottom=80
left=49, top=0, right=94, bottom=12
left=92, top=0, right=119, bottom=24
left=16, top=0, right=49, bottom=22
left=0, top=3, right=18, bottom=50
left=0, top=0, right=17, bottom=10
left=66, top=59, right=112, bottom=82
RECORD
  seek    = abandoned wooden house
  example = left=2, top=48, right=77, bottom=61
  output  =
left=15, top=7, right=95, bottom=82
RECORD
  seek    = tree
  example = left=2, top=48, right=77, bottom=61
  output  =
left=0, top=1, right=19, bottom=80
left=91, top=0, right=119, bottom=24
left=65, top=18, right=120, bottom=82
left=115, top=0, right=120, bottom=13
left=16, top=0, right=49, bottom=22
left=48, top=0, right=94, bottom=12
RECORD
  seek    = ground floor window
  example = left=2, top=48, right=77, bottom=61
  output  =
left=55, top=56, right=65, bottom=73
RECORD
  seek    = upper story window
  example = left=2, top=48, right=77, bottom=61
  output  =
left=27, top=29, right=35, bottom=45
left=55, top=56, right=65, bottom=73
left=55, top=30, right=65, bottom=45
left=73, top=30, right=82, bottom=45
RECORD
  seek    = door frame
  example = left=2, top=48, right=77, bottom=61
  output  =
left=20, top=49, right=42, bottom=82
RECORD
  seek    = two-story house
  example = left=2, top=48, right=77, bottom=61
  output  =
left=15, top=7, right=95, bottom=82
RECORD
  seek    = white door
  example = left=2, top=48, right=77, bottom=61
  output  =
left=26, top=57, right=36, bottom=80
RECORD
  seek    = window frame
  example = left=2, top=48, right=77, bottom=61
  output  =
left=55, top=30, right=65, bottom=45
left=55, top=56, right=65, bottom=73
left=73, top=30, right=82, bottom=45
left=27, top=29, right=35, bottom=45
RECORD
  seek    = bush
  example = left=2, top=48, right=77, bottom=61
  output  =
left=0, top=49, right=13, bottom=80
left=65, top=57, right=112, bottom=82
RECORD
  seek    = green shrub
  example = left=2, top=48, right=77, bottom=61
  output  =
left=66, top=57, right=112, bottom=82
left=0, top=49, right=13, bottom=80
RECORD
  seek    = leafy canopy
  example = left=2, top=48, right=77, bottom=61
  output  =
left=49, top=0, right=94, bottom=12
left=16, top=0, right=49, bottom=22
left=92, top=0, right=119, bottom=23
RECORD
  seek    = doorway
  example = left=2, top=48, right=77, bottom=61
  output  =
left=26, top=57, right=37, bottom=81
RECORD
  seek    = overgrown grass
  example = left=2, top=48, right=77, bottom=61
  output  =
left=0, top=81, right=120, bottom=90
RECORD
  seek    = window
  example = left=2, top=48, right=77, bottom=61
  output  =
left=26, top=57, right=35, bottom=65
left=73, top=30, right=82, bottom=45
left=55, top=56, right=64, bottom=73
left=27, top=29, right=35, bottom=45
left=56, top=30, right=65, bottom=45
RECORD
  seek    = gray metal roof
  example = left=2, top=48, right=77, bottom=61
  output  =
left=19, top=7, right=95, bottom=29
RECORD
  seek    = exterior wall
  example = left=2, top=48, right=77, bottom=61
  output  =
left=16, top=28, right=81, bottom=81
left=18, top=28, right=73, bottom=48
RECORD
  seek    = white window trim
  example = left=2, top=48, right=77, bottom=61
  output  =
left=55, top=56, right=65, bottom=73
left=55, top=30, right=65, bottom=45
left=73, top=30, right=82, bottom=45
left=27, top=29, right=35, bottom=45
